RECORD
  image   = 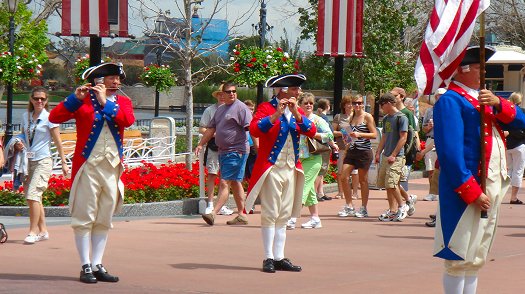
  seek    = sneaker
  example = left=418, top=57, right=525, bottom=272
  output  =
left=226, top=214, right=248, bottom=225
left=425, top=218, right=436, bottom=227
left=355, top=207, right=368, bottom=218
left=407, top=195, right=417, bottom=216
left=423, top=194, right=434, bottom=201
left=286, top=218, right=296, bottom=230
left=205, top=206, right=214, bottom=214
left=301, top=218, right=322, bottom=229
left=37, top=232, right=49, bottom=241
left=338, top=206, right=356, bottom=217
left=24, top=234, right=38, bottom=244
left=378, top=210, right=395, bottom=222
left=393, top=209, right=405, bottom=222
left=218, top=206, right=234, bottom=215
left=399, top=204, right=409, bottom=220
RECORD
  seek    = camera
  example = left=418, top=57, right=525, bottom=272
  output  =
left=94, top=77, right=104, bottom=85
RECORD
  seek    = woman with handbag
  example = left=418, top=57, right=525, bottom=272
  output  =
left=286, top=93, right=338, bottom=230
left=340, top=94, right=377, bottom=218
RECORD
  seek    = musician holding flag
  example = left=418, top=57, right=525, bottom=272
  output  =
left=50, top=63, right=135, bottom=283
left=433, top=46, right=525, bottom=293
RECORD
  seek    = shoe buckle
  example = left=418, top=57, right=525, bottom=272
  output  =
left=84, top=267, right=93, bottom=274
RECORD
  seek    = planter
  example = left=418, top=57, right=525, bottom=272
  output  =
left=0, top=198, right=201, bottom=217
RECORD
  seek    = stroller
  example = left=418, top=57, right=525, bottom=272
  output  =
left=0, top=223, right=7, bottom=243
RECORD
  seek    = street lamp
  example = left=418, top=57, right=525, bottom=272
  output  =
left=153, top=12, right=166, bottom=117
left=4, top=0, right=19, bottom=145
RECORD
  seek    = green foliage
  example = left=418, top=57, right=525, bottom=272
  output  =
left=140, top=64, right=177, bottom=93
left=230, top=45, right=299, bottom=87
left=72, top=54, right=112, bottom=85
left=0, top=4, right=49, bottom=85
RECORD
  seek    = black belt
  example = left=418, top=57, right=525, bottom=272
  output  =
left=427, top=136, right=434, bottom=139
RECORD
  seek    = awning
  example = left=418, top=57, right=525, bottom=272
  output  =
left=487, top=49, right=525, bottom=64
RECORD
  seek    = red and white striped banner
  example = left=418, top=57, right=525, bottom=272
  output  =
left=316, top=0, right=364, bottom=57
left=414, top=0, right=490, bottom=96
left=62, top=0, right=128, bottom=37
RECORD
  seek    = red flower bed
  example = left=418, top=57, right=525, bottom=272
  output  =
left=0, top=161, right=202, bottom=207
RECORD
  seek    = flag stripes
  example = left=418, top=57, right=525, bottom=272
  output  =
left=415, top=0, right=490, bottom=96
left=61, top=0, right=128, bottom=37
left=316, top=0, right=364, bottom=57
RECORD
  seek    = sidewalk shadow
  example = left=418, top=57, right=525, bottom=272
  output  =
left=0, top=273, right=77, bottom=282
left=171, top=263, right=258, bottom=271
left=377, top=234, right=433, bottom=240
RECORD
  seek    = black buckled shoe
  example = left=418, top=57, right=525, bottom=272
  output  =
left=262, top=258, right=275, bottom=273
left=274, top=258, right=302, bottom=272
left=93, top=264, right=119, bottom=282
left=79, top=264, right=97, bottom=283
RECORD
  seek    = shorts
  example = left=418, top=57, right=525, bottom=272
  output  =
left=343, top=148, right=373, bottom=170
left=219, top=152, right=248, bottom=181
left=337, top=149, right=357, bottom=175
left=376, top=155, right=405, bottom=189
left=206, top=148, right=220, bottom=175
left=318, top=151, right=331, bottom=176
left=24, top=157, right=53, bottom=202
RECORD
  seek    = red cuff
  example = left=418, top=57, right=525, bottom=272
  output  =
left=454, top=176, right=482, bottom=204
left=495, top=98, right=516, bottom=124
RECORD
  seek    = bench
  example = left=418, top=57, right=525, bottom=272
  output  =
left=59, top=129, right=144, bottom=150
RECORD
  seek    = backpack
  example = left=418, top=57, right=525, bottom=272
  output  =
left=396, top=115, right=418, bottom=165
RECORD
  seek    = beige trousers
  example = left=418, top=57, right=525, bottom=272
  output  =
left=260, top=165, right=296, bottom=228
left=71, top=159, right=120, bottom=236
left=444, top=174, right=509, bottom=276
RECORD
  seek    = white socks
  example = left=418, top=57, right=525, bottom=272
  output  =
left=443, top=273, right=478, bottom=294
left=273, top=226, right=287, bottom=261
left=463, top=276, right=478, bottom=294
left=91, top=234, right=109, bottom=268
left=261, top=227, right=275, bottom=259
left=75, top=235, right=91, bottom=266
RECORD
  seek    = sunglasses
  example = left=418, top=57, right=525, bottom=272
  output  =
left=352, top=101, right=363, bottom=106
left=32, top=97, right=47, bottom=102
left=303, top=101, right=314, bottom=105
left=223, top=90, right=237, bottom=94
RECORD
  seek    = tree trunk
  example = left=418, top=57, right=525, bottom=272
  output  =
left=184, top=58, right=194, bottom=170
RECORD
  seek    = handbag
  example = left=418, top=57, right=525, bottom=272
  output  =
left=306, top=137, right=331, bottom=155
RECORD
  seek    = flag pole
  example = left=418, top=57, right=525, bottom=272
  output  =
left=479, top=12, right=488, bottom=218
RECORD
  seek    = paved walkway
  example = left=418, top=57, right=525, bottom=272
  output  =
left=1, top=178, right=524, bottom=293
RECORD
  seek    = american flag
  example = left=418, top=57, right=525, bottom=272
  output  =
left=415, top=0, right=490, bottom=95
left=316, top=0, right=364, bottom=57
left=61, top=0, right=129, bottom=37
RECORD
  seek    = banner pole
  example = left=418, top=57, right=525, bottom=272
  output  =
left=479, top=12, right=488, bottom=218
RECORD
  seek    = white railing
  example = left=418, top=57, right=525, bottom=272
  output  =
left=50, top=135, right=181, bottom=173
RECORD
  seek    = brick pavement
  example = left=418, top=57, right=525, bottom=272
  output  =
left=0, top=178, right=524, bottom=293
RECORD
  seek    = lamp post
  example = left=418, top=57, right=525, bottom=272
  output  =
left=153, top=13, right=166, bottom=117
left=4, top=0, right=19, bottom=145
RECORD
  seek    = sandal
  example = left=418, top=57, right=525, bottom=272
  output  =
left=334, top=194, right=343, bottom=199
left=510, top=199, right=524, bottom=205
left=0, top=223, right=7, bottom=244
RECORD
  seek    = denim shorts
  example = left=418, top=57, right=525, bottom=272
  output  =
left=219, top=152, right=248, bottom=181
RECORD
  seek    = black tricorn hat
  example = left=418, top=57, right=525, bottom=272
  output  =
left=82, top=62, right=126, bottom=82
left=265, top=74, right=306, bottom=87
left=460, top=46, right=496, bottom=66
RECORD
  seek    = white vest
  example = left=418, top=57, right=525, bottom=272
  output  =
left=87, top=121, right=120, bottom=168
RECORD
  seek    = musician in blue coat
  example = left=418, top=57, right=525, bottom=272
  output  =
left=434, top=46, right=525, bottom=293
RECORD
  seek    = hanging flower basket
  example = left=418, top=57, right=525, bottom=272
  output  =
left=0, top=46, right=45, bottom=85
left=140, top=65, right=177, bottom=93
left=229, top=45, right=300, bottom=87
